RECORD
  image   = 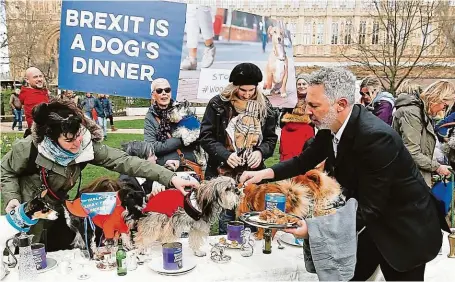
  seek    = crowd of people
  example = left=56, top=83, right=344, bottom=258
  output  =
left=9, top=67, right=118, bottom=140
left=2, top=63, right=455, bottom=281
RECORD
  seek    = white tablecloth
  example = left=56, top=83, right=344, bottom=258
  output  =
left=3, top=232, right=454, bottom=281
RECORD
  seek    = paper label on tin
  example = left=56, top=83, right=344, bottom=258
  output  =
left=174, top=251, right=182, bottom=262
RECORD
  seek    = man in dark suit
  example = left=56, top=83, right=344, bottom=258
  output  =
left=240, top=67, right=449, bottom=281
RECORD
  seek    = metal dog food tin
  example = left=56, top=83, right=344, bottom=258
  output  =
left=162, top=242, right=183, bottom=270
left=265, top=193, right=286, bottom=212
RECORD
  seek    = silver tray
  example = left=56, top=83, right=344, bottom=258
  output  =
left=239, top=211, right=301, bottom=229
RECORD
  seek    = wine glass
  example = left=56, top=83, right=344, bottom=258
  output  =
left=76, top=249, right=91, bottom=280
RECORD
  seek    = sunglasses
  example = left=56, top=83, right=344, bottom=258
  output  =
left=359, top=91, right=370, bottom=96
left=155, top=87, right=171, bottom=94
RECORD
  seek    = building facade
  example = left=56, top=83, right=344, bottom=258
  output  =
left=5, top=0, right=455, bottom=82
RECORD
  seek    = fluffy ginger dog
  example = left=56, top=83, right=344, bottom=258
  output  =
left=237, top=167, right=344, bottom=239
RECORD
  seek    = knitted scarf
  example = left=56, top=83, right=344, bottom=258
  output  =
left=153, top=102, right=173, bottom=142
left=229, top=95, right=262, bottom=153
left=38, top=126, right=91, bottom=166
left=40, top=136, right=81, bottom=166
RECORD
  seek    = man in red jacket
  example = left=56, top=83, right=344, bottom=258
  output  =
left=19, top=67, right=49, bottom=130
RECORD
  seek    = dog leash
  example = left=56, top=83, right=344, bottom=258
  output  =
left=40, top=166, right=83, bottom=201
left=83, top=216, right=96, bottom=252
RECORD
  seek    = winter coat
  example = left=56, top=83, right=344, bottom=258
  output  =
left=199, top=95, right=278, bottom=179
left=93, top=98, right=106, bottom=118
left=363, top=91, right=395, bottom=125
left=372, top=91, right=395, bottom=125
left=18, top=86, right=49, bottom=128
left=1, top=117, right=175, bottom=241
left=80, top=96, right=97, bottom=113
left=144, top=104, right=198, bottom=166
left=94, top=98, right=112, bottom=118
left=279, top=113, right=314, bottom=161
left=392, top=93, right=438, bottom=186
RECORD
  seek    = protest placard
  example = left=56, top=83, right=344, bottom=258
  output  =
left=196, top=68, right=231, bottom=100
left=177, top=5, right=297, bottom=108
left=58, top=0, right=186, bottom=99
left=80, top=192, right=117, bottom=217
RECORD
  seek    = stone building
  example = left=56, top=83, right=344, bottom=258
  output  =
left=5, top=0, right=455, bottom=85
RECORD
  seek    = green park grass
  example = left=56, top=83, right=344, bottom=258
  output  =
left=112, top=119, right=145, bottom=129
left=0, top=131, right=280, bottom=234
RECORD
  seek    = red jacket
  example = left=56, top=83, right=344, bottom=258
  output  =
left=142, top=190, right=184, bottom=217
left=279, top=113, right=314, bottom=161
left=66, top=195, right=129, bottom=240
left=19, top=86, right=49, bottom=128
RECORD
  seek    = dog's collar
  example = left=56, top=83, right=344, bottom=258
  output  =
left=6, top=204, right=38, bottom=232
left=183, top=190, right=202, bottom=221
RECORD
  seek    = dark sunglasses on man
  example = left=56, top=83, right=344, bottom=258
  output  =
left=155, top=87, right=171, bottom=94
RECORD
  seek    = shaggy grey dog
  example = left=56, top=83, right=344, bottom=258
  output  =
left=132, top=176, right=240, bottom=257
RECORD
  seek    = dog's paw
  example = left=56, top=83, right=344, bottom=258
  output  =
left=122, top=238, right=134, bottom=250
left=280, top=92, right=287, bottom=98
left=254, top=233, right=263, bottom=240
left=263, top=89, right=272, bottom=96
left=104, top=238, right=115, bottom=248
left=194, top=250, right=207, bottom=257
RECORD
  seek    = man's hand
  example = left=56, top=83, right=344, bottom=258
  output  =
left=165, top=160, right=180, bottom=171
left=284, top=219, right=309, bottom=239
left=247, top=150, right=262, bottom=169
left=227, top=153, right=243, bottom=168
left=239, top=168, right=274, bottom=185
left=436, top=165, right=452, bottom=177
left=5, top=199, right=20, bottom=213
left=171, top=174, right=200, bottom=196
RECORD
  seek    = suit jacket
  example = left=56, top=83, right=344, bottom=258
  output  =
left=272, top=105, right=449, bottom=272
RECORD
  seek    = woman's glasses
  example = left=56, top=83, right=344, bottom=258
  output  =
left=155, top=87, right=171, bottom=94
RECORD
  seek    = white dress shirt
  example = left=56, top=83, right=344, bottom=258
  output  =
left=332, top=107, right=353, bottom=158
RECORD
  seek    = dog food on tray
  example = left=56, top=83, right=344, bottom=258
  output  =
left=258, top=208, right=299, bottom=225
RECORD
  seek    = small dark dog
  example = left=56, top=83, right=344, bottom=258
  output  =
left=1, top=190, right=59, bottom=265
left=63, top=177, right=146, bottom=257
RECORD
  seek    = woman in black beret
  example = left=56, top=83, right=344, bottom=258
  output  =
left=199, top=63, right=278, bottom=234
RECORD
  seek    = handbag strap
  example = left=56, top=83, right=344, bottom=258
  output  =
left=154, top=115, right=186, bottom=163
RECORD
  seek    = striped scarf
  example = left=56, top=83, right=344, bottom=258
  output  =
left=230, top=97, right=262, bottom=153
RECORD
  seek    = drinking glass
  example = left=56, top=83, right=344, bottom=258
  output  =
left=76, top=249, right=91, bottom=280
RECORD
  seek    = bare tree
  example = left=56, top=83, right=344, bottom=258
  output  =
left=440, top=1, right=455, bottom=55
left=343, top=0, right=448, bottom=94
left=0, top=0, right=8, bottom=64
left=5, top=0, right=58, bottom=82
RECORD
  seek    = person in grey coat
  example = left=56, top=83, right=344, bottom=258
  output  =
left=144, top=78, right=198, bottom=169
left=80, top=92, right=97, bottom=120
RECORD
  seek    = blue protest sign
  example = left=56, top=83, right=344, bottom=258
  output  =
left=80, top=192, right=117, bottom=217
left=58, top=0, right=186, bottom=99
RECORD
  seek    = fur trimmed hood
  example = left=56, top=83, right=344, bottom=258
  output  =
left=31, top=116, right=104, bottom=146
left=281, top=112, right=311, bottom=124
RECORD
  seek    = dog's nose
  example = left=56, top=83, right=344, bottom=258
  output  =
left=278, top=37, right=282, bottom=42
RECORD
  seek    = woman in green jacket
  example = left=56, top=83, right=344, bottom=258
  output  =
left=392, top=80, right=455, bottom=186
left=1, top=99, right=199, bottom=250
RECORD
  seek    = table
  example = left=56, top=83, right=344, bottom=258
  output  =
left=3, top=232, right=454, bottom=281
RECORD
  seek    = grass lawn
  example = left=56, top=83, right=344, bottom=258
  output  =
left=113, top=119, right=145, bottom=129
left=1, top=131, right=281, bottom=234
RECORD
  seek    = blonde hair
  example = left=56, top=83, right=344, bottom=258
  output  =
left=220, top=83, right=269, bottom=121
left=420, top=80, right=455, bottom=113
left=396, top=80, right=422, bottom=95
